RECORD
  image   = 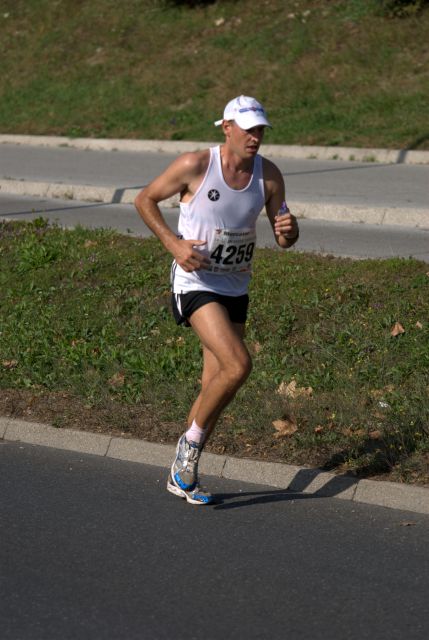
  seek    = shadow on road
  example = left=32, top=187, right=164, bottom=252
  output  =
left=397, top=133, right=429, bottom=163
left=0, top=200, right=117, bottom=218
left=213, top=487, right=311, bottom=510
left=214, top=469, right=359, bottom=510
left=283, top=163, right=394, bottom=178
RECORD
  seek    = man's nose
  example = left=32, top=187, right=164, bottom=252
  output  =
left=250, top=130, right=262, bottom=142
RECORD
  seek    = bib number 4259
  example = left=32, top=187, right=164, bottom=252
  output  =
left=210, top=242, right=255, bottom=267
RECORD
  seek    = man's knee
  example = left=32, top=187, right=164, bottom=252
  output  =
left=225, top=352, right=252, bottom=388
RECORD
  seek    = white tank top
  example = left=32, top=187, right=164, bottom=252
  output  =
left=171, top=145, right=265, bottom=296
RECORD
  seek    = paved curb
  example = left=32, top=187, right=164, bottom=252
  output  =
left=1, top=134, right=429, bottom=165
left=1, top=178, right=427, bottom=230
left=1, top=134, right=428, bottom=229
left=1, top=417, right=428, bottom=515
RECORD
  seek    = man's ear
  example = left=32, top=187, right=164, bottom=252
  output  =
left=222, top=120, right=233, bottom=138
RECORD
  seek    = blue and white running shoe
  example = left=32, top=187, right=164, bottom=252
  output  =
left=167, top=474, right=214, bottom=505
left=170, top=434, right=201, bottom=492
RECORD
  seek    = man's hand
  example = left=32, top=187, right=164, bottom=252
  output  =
left=274, top=212, right=299, bottom=240
left=173, top=239, right=210, bottom=272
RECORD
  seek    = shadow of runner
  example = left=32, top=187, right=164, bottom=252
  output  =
left=213, top=488, right=312, bottom=510
left=213, top=469, right=359, bottom=510
left=396, top=133, right=429, bottom=163
left=112, top=185, right=145, bottom=203
left=0, top=200, right=120, bottom=217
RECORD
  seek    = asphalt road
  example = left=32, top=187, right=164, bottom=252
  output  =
left=2, top=441, right=429, bottom=640
left=1, top=142, right=428, bottom=210
left=1, top=193, right=428, bottom=262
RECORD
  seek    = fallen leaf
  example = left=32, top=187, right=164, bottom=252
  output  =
left=374, top=411, right=387, bottom=420
left=415, top=321, right=423, bottom=329
left=369, top=430, right=382, bottom=440
left=108, top=372, right=125, bottom=387
left=341, top=427, right=366, bottom=438
left=251, top=341, right=262, bottom=354
left=391, top=322, right=405, bottom=337
left=277, top=379, right=313, bottom=399
left=2, top=359, right=18, bottom=369
left=84, top=240, right=97, bottom=248
left=272, top=417, right=298, bottom=438
left=314, top=425, right=324, bottom=434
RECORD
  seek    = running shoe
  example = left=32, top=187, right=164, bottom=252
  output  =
left=170, top=433, right=201, bottom=492
left=167, top=474, right=214, bottom=505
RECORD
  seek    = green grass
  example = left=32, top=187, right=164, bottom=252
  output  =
left=1, top=219, right=428, bottom=484
left=0, top=0, right=428, bottom=148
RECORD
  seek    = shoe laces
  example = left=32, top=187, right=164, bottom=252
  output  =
left=184, top=444, right=200, bottom=474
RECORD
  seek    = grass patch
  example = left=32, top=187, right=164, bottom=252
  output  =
left=1, top=219, right=428, bottom=485
left=0, top=0, right=428, bottom=148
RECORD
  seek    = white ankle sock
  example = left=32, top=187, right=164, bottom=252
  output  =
left=185, top=420, right=205, bottom=446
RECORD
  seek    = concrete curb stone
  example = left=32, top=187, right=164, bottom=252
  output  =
left=1, top=417, right=428, bottom=515
left=354, top=480, right=429, bottom=514
left=1, top=134, right=429, bottom=165
left=0, top=416, right=9, bottom=439
left=1, top=134, right=428, bottom=229
left=107, top=437, right=175, bottom=467
left=1, top=178, right=427, bottom=230
left=3, top=418, right=112, bottom=456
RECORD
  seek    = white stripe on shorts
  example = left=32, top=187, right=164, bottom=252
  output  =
left=174, top=293, right=183, bottom=317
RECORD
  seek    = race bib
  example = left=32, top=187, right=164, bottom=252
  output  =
left=205, top=227, right=256, bottom=274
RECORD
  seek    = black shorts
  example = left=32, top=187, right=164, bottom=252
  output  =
left=171, top=291, right=249, bottom=327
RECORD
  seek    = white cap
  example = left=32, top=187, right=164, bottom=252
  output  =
left=214, top=95, right=271, bottom=129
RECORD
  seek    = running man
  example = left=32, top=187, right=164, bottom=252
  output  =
left=134, top=95, right=299, bottom=505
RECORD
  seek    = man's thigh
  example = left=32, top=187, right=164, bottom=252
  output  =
left=189, top=302, right=249, bottom=366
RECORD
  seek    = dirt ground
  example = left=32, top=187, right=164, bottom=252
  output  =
left=1, top=388, right=428, bottom=487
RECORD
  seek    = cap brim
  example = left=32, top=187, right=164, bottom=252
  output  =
left=235, top=113, right=271, bottom=129
left=214, top=116, right=271, bottom=129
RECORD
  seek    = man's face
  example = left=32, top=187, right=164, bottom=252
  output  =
left=224, top=121, right=266, bottom=158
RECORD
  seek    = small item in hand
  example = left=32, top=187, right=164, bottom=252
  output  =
left=278, top=201, right=290, bottom=216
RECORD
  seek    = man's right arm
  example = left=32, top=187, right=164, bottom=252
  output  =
left=134, top=153, right=210, bottom=272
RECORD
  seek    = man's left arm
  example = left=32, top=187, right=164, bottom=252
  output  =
left=263, top=158, right=299, bottom=249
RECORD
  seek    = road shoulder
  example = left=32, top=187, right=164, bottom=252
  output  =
left=2, top=416, right=428, bottom=515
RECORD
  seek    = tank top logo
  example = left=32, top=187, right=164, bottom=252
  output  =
left=207, top=188, right=220, bottom=202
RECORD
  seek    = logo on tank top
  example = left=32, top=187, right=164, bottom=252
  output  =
left=207, top=189, right=220, bottom=202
